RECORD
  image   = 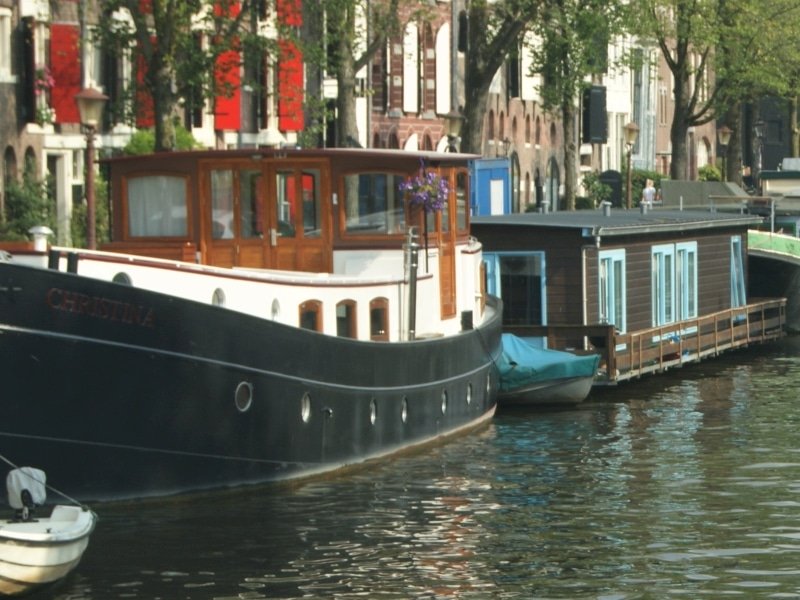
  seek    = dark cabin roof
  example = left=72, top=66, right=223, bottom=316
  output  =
left=471, top=208, right=764, bottom=238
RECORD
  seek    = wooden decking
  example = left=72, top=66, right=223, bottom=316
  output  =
left=505, top=298, right=787, bottom=384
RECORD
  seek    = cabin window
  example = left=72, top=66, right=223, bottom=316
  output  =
left=210, top=168, right=264, bottom=240
left=336, top=300, right=357, bottom=338
left=456, top=171, right=468, bottom=232
left=211, top=170, right=235, bottom=239
left=370, top=297, right=389, bottom=341
left=676, top=242, right=698, bottom=321
left=343, top=173, right=406, bottom=235
left=651, top=244, right=676, bottom=326
left=299, top=300, right=323, bottom=331
left=276, top=169, right=321, bottom=238
left=731, top=236, right=747, bottom=307
left=483, top=252, right=546, bottom=326
left=127, top=175, right=188, bottom=237
left=652, top=242, right=698, bottom=327
left=599, top=249, right=626, bottom=332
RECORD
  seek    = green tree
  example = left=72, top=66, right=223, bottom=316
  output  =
left=96, top=0, right=263, bottom=152
left=527, top=0, right=625, bottom=210
left=634, top=0, right=800, bottom=182
left=460, top=0, right=540, bottom=154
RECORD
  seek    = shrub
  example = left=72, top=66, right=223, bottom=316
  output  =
left=123, top=124, right=202, bottom=155
left=70, top=175, right=110, bottom=247
left=0, top=175, right=56, bottom=241
left=699, top=164, right=721, bottom=181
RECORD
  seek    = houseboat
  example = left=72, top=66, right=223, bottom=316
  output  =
left=472, top=205, right=785, bottom=384
left=0, top=148, right=503, bottom=502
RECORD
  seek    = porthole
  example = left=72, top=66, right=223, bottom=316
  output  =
left=112, top=272, right=132, bottom=286
left=271, top=298, right=281, bottom=319
left=212, top=288, right=226, bottom=307
left=369, top=398, right=377, bottom=425
left=466, top=383, right=472, bottom=405
left=235, top=381, right=253, bottom=412
left=441, top=390, right=448, bottom=415
left=301, top=393, right=311, bottom=423
left=401, top=397, right=408, bottom=423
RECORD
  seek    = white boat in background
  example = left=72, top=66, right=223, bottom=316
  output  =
left=0, top=468, right=95, bottom=596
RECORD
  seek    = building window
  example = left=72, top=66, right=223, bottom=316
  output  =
left=0, top=8, right=11, bottom=81
left=484, top=252, right=546, bottom=326
left=599, top=249, right=626, bottom=332
left=731, top=235, right=746, bottom=307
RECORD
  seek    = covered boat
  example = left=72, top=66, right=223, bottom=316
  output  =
left=0, top=468, right=95, bottom=596
left=0, top=148, right=502, bottom=501
left=498, top=334, right=600, bottom=406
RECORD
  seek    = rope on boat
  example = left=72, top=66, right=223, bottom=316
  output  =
left=0, top=452, right=87, bottom=510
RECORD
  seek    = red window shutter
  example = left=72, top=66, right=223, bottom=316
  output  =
left=214, top=0, right=241, bottom=18
left=278, top=40, right=303, bottom=132
left=214, top=48, right=241, bottom=130
left=278, top=0, right=302, bottom=27
left=136, top=44, right=155, bottom=128
left=49, top=24, right=81, bottom=124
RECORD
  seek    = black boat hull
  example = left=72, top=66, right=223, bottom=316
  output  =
left=0, top=262, right=502, bottom=501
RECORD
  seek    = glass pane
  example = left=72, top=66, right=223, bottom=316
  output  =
left=239, top=170, right=263, bottom=239
left=301, top=170, right=321, bottom=238
left=276, top=171, right=296, bottom=237
left=498, top=254, right=543, bottom=325
left=128, top=175, right=187, bottom=237
left=613, top=260, right=624, bottom=329
left=456, top=171, right=468, bottom=231
left=344, top=173, right=406, bottom=235
left=211, top=170, right=234, bottom=239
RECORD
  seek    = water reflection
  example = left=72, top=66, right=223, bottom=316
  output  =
left=35, top=337, right=800, bottom=599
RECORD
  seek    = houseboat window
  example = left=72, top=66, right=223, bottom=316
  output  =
left=456, top=171, right=468, bottom=232
left=211, top=170, right=234, bottom=239
left=599, top=249, right=626, bottom=332
left=299, top=300, right=323, bottom=331
left=343, top=173, right=406, bottom=235
left=276, top=171, right=298, bottom=237
left=127, top=175, right=187, bottom=237
left=370, top=297, right=389, bottom=341
left=676, top=242, right=698, bottom=321
left=336, top=300, right=357, bottom=338
left=302, top=170, right=321, bottom=238
left=239, top=170, right=263, bottom=239
left=484, top=252, right=545, bottom=325
left=652, top=244, right=675, bottom=326
left=731, top=236, right=747, bottom=307
left=652, top=242, right=699, bottom=326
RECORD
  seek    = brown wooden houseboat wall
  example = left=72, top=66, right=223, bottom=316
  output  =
left=474, top=217, right=786, bottom=383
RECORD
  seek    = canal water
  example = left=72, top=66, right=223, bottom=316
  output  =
left=35, top=335, right=800, bottom=599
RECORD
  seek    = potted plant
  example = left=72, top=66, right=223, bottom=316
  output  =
left=399, top=160, right=449, bottom=270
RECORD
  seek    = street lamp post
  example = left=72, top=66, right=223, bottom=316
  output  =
left=754, top=119, right=766, bottom=189
left=624, top=121, right=639, bottom=209
left=75, top=87, right=108, bottom=250
left=444, top=109, right=464, bottom=152
left=717, top=125, right=732, bottom=181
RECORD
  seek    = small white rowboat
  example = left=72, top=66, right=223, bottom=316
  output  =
left=0, top=468, right=96, bottom=596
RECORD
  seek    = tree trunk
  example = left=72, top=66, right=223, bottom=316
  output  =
left=336, top=52, right=360, bottom=147
left=562, top=100, right=577, bottom=210
left=669, top=73, right=691, bottom=180
left=151, top=62, right=177, bottom=152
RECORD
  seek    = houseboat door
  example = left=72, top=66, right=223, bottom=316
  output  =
left=203, top=160, right=331, bottom=272
left=266, top=163, right=329, bottom=272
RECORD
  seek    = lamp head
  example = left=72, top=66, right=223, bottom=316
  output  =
left=75, top=87, right=109, bottom=129
left=623, top=121, right=639, bottom=146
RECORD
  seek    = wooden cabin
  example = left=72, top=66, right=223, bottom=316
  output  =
left=472, top=207, right=786, bottom=383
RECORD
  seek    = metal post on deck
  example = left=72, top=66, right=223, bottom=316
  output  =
left=404, top=227, right=420, bottom=341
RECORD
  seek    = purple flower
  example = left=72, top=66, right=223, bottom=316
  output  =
left=398, top=160, right=450, bottom=213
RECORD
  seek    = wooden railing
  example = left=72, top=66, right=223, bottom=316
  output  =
left=505, top=298, right=786, bottom=384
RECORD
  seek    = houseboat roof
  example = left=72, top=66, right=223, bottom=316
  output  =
left=471, top=208, right=764, bottom=238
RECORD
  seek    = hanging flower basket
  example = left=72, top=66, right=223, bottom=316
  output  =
left=399, top=161, right=450, bottom=271
left=399, top=161, right=449, bottom=214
